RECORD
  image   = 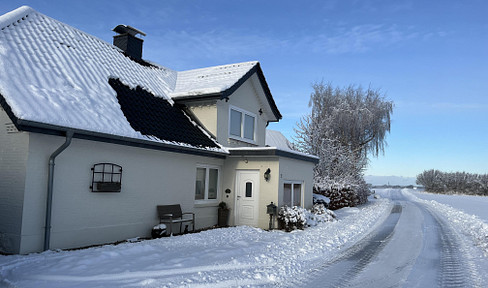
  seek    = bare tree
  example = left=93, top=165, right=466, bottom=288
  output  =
left=295, top=82, right=393, bottom=208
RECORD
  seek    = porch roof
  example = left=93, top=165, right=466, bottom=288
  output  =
left=227, top=147, right=319, bottom=164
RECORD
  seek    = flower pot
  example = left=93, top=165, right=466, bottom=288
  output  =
left=218, top=208, right=229, bottom=227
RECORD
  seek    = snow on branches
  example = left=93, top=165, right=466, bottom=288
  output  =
left=294, top=82, right=393, bottom=208
left=417, top=169, right=488, bottom=195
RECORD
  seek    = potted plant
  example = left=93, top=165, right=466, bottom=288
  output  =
left=218, top=201, right=230, bottom=227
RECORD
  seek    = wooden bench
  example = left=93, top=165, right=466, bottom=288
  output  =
left=157, top=204, right=195, bottom=235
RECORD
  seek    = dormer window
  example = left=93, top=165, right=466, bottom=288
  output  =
left=229, top=106, right=255, bottom=142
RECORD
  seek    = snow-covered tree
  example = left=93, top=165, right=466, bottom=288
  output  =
left=416, top=170, right=488, bottom=195
left=295, top=82, right=393, bottom=208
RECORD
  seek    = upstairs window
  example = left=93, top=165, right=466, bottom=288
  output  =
left=229, top=106, right=255, bottom=142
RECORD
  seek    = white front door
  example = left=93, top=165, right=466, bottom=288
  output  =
left=235, top=170, right=260, bottom=227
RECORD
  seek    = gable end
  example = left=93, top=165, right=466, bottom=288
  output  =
left=221, top=63, right=281, bottom=121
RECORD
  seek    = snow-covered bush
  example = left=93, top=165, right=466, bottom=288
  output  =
left=306, top=204, right=336, bottom=227
left=314, top=177, right=370, bottom=210
left=313, top=193, right=330, bottom=207
left=278, top=204, right=336, bottom=231
left=278, top=206, right=307, bottom=231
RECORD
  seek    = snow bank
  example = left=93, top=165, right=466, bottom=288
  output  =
left=403, top=189, right=488, bottom=257
left=0, top=198, right=391, bottom=287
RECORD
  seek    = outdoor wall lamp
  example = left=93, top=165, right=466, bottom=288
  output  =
left=264, top=168, right=271, bottom=181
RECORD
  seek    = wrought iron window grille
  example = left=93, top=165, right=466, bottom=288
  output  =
left=90, top=163, right=122, bottom=192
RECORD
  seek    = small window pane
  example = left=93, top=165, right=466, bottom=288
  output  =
left=293, top=184, right=302, bottom=206
left=208, top=169, right=218, bottom=199
left=244, top=114, right=255, bottom=140
left=284, top=183, right=292, bottom=207
left=195, top=168, right=206, bottom=200
left=230, top=109, right=242, bottom=137
left=245, top=182, right=253, bottom=197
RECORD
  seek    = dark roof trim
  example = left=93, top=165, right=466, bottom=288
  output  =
left=0, top=94, right=225, bottom=159
left=174, top=63, right=282, bottom=121
left=17, top=120, right=227, bottom=159
left=228, top=148, right=319, bottom=164
left=222, top=63, right=282, bottom=121
left=172, top=93, right=222, bottom=103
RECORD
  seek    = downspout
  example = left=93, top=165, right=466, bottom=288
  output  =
left=44, top=130, right=74, bottom=251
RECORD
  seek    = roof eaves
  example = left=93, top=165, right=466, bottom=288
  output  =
left=228, top=147, right=319, bottom=164
left=0, top=92, right=20, bottom=130
left=172, top=93, right=222, bottom=103
left=11, top=117, right=228, bottom=159
left=254, top=63, right=282, bottom=121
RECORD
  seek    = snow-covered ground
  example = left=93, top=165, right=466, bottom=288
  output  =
left=410, top=190, right=488, bottom=222
left=1, top=189, right=487, bottom=287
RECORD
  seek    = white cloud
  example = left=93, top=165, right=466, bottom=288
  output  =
left=290, top=24, right=423, bottom=55
left=143, top=22, right=445, bottom=69
left=396, top=100, right=488, bottom=111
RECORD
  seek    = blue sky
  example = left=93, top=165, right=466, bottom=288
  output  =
left=2, top=1, right=487, bottom=178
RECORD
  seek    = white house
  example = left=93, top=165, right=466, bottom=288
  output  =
left=0, top=6, right=318, bottom=254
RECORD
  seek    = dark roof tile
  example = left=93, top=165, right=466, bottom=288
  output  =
left=109, top=78, right=219, bottom=149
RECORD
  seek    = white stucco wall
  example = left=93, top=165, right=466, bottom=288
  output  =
left=222, top=156, right=280, bottom=229
left=19, top=133, right=224, bottom=253
left=278, top=157, right=315, bottom=210
left=187, top=101, right=218, bottom=137
left=0, top=109, right=29, bottom=254
left=218, top=78, right=268, bottom=147
left=221, top=153, right=315, bottom=230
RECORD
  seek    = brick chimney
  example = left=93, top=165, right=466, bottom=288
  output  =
left=112, top=25, right=146, bottom=60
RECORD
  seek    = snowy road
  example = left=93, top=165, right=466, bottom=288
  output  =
left=1, top=189, right=487, bottom=287
left=296, top=189, right=484, bottom=287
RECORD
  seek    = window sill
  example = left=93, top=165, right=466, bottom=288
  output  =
left=228, top=135, right=256, bottom=145
left=194, top=201, right=219, bottom=208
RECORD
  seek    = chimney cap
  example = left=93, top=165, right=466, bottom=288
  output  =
left=112, top=25, right=146, bottom=37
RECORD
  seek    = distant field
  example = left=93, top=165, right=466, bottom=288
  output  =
left=409, top=189, right=488, bottom=223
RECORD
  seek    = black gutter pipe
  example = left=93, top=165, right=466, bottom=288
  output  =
left=44, top=130, right=73, bottom=251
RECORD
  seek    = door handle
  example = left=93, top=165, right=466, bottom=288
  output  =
left=237, top=196, right=241, bottom=199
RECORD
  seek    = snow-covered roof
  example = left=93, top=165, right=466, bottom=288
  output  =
left=265, top=129, right=295, bottom=151
left=0, top=6, right=281, bottom=155
left=171, top=61, right=282, bottom=121
left=171, top=61, right=258, bottom=98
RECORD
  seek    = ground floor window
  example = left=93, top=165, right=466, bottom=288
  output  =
left=283, top=182, right=302, bottom=207
left=195, top=166, right=220, bottom=202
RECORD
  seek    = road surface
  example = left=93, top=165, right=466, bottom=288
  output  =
left=290, top=189, right=484, bottom=287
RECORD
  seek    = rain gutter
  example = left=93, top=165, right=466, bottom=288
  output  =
left=44, top=130, right=74, bottom=251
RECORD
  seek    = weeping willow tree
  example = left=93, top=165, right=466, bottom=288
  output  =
left=295, top=82, right=393, bottom=208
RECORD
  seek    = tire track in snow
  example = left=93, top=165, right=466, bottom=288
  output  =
left=290, top=204, right=402, bottom=288
left=289, top=189, right=483, bottom=288
left=420, top=204, right=482, bottom=288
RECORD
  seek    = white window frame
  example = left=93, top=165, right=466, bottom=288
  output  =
left=229, top=105, right=256, bottom=144
left=283, top=181, right=303, bottom=207
left=195, top=165, right=221, bottom=203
